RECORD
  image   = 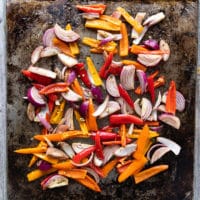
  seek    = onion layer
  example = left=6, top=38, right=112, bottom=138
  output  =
left=106, top=75, right=120, bottom=97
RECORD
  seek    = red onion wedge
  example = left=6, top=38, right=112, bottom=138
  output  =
left=146, top=143, right=166, bottom=161
left=59, top=142, right=75, bottom=159
left=37, top=160, right=52, bottom=171
left=134, top=98, right=142, bottom=116
left=27, top=103, right=35, bottom=121
left=160, top=39, right=170, bottom=61
left=46, top=147, right=68, bottom=160
left=62, top=89, right=82, bottom=102
left=31, top=46, right=44, bottom=64
left=147, top=110, right=157, bottom=121
left=157, top=104, right=166, bottom=112
left=102, top=145, right=120, bottom=165
left=37, top=113, right=53, bottom=132
left=143, top=12, right=165, bottom=27
left=106, top=75, right=120, bottom=97
left=143, top=39, right=159, bottom=50
left=65, top=70, right=76, bottom=85
left=27, top=86, right=46, bottom=107
left=84, top=167, right=100, bottom=183
left=58, top=53, right=78, bottom=68
left=133, top=26, right=148, bottom=45
left=79, top=101, right=89, bottom=118
left=137, top=54, right=163, bottom=67
left=120, top=65, right=135, bottom=90
left=117, top=97, right=134, bottom=114
left=40, top=47, right=61, bottom=58
left=136, top=70, right=147, bottom=94
left=42, top=28, right=56, bottom=47
left=157, top=136, right=181, bottom=155
left=99, top=101, right=120, bottom=118
left=71, top=152, right=94, bottom=167
left=91, top=85, right=104, bottom=104
left=63, top=108, right=74, bottom=130
left=114, top=143, right=137, bottom=157
left=159, top=114, right=181, bottom=129
left=82, top=12, right=100, bottom=19
left=93, top=95, right=109, bottom=117
left=41, top=174, right=69, bottom=190
left=54, top=24, right=80, bottom=42
left=141, top=97, right=152, bottom=120
left=150, top=146, right=170, bottom=164
left=72, top=143, right=93, bottom=154
left=93, top=155, right=104, bottom=167
left=153, top=91, right=162, bottom=109
left=28, top=66, right=57, bottom=79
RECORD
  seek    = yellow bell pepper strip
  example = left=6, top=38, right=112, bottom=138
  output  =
left=65, top=23, right=80, bottom=55
left=58, top=169, right=87, bottom=179
left=86, top=56, right=104, bottom=87
left=116, top=7, right=144, bottom=34
left=120, top=124, right=126, bottom=147
left=122, top=60, right=147, bottom=71
left=74, top=110, right=88, bottom=134
left=34, top=130, right=88, bottom=142
left=34, top=153, right=59, bottom=164
left=76, top=4, right=106, bottom=15
left=133, top=124, right=150, bottom=160
left=128, top=129, right=159, bottom=139
left=75, top=175, right=101, bottom=192
left=85, top=19, right=120, bottom=31
left=119, top=23, right=129, bottom=57
left=86, top=98, right=98, bottom=131
left=100, top=15, right=122, bottom=26
left=166, top=80, right=176, bottom=115
left=50, top=100, right=66, bottom=124
left=118, top=156, right=148, bottom=183
left=27, top=168, right=57, bottom=182
left=14, top=146, right=47, bottom=154
left=82, top=37, right=100, bottom=48
left=71, top=78, right=84, bottom=99
left=101, top=158, right=118, bottom=177
left=52, top=160, right=74, bottom=170
left=134, top=165, right=169, bottom=184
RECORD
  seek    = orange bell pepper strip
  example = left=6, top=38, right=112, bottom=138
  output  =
left=166, top=80, right=176, bottom=115
left=116, top=7, right=144, bottom=34
left=82, top=37, right=100, bottom=48
left=101, top=158, right=118, bottom=177
left=118, top=156, right=147, bottom=183
left=52, top=37, right=74, bottom=57
left=128, top=129, right=159, bottom=139
left=120, top=124, right=126, bottom=147
left=71, top=78, right=84, bottom=99
left=145, top=121, right=160, bottom=126
left=122, top=60, right=147, bottom=71
left=134, top=165, right=169, bottom=184
left=116, top=160, right=132, bottom=174
left=14, top=146, right=47, bottom=154
left=27, top=168, right=57, bottom=182
left=75, top=175, right=101, bottom=192
left=52, top=160, right=74, bottom=170
left=74, top=110, right=88, bottom=134
left=119, top=23, right=129, bottom=57
left=85, top=19, right=120, bottom=31
left=34, top=153, right=59, bottom=164
left=76, top=4, right=106, bottom=14
left=65, top=24, right=80, bottom=55
left=100, top=15, right=122, bottom=26
left=58, top=169, right=87, bottom=179
left=86, top=98, right=98, bottom=131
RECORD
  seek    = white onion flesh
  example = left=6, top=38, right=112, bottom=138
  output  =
left=102, top=145, right=120, bottom=165
left=106, top=75, right=120, bottom=97
left=46, top=147, right=68, bottom=160
left=40, top=47, right=61, bottom=58
left=31, top=46, right=43, bottom=64
left=150, top=146, right=170, bottom=164
left=141, top=97, right=152, bottom=120
left=59, top=142, right=75, bottom=159
left=159, top=114, right=181, bottom=129
left=93, top=95, right=109, bottom=117
left=99, top=101, right=120, bottom=118
left=58, top=53, right=78, bottom=68
left=137, top=54, right=163, bottom=67
left=62, top=89, right=82, bottom=102
left=143, top=12, right=165, bottom=27
left=114, top=143, right=137, bottom=157
left=72, top=143, right=93, bottom=154
left=146, top=143, right=166, bottom=160
left=159, top=39, right=170, bottom=61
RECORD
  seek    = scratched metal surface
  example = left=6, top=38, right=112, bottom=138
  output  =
left=6, top=0, right=197, bottom=200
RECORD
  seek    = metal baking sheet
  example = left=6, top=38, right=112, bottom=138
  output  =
left=5, top=0, right=198, bottom=199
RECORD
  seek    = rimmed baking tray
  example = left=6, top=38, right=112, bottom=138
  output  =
left=1, top=0, right=199, bottom=199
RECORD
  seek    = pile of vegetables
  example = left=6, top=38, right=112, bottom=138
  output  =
left=15, top=3, right=185, bottom=192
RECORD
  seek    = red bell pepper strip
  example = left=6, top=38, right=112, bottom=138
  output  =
left=110, top=114, right=144, bottom=125
left=39, top=82, right=68, bottom=95
left=47, top=94, right=58, bottom=113
left=105, top=65, right=122, bottom=76
left=89, top=162, right=105, bottom=178
left=22, top=70, right=53, bottom=85
left=118, top=84, right=134, bottom=108
left=76, top=4, right=106, bottom=14
left=32, top=83, right=45, bottom=90
left=99, top=52, right=113, bottom=78
left=99, top=125, right=114, bottom=132
left=166, top=80, right=176, bottom=114
left=95, top=132, right=104, bottom=160
left=90, top=131, right=121, bottom=141
left=72, top=145, right=96, bottom=164
left=147, top=77, right=155, bottom=104
left=75, top=63, right=92, bottom=88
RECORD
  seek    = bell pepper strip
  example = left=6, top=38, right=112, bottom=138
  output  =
left=105, top=65, right=122, bottom=76
left=76, top=4, right=106, bottom=14
left=74, top=110, right=89, bottom=135
left=118, top=156, right=148, bottom=183
left=166, top=80, right=176, bottom=114
left=128, top=129, right=159, bottom=139
left=86, top=98, right=98, bottom=131
left=147, top=76, right=155, bottom=103
left=89, top=162, right=105, bottom=178
left=99, top=51, right=113, bottom=78
left=34, top=153, right=59, bottom=164
left=52, top=160, right=74, bottom=170
left=90, top=47, right=118, bottom=54
left=99, top=125, right=114, bottom=132
left=72, top=145, right=96, bottom=164
left=116, top=160, right=132, bottom=174
left=71, top=78, right=84, bottom=98
left=122, top=60, right=147, bottom=71
left=90, top=48, right=104, bottom=54
left=102, top=138, right=132, bottom=146
left=100, top=15, right=122, bottom=26
left=65, top=24, right=80, bottom=55
left=116, top=7, right=144, bottom=34
left=101, top=158, right=118, bottom=177
left=145, top=121, right=160, bottom=126
left=34, top=130, right=87, bottom=141
left=90, top=131, right=121, bottom=141
left=82, top=37, right=100, bottom=48
left=52, top=37, right=74, bottom=57
left=75, top=63, right=92, bottom=88
left=39, top=82, right=68, bottom=95
left=118, top=84, right=134, bottom=108
left=50, top=100, right=66, bottom=124
left=95, top=131, right=104, bottom=160
left=86, top=57, right=104, bottom=87
left=110, top=114, right=144, bottom=126
left=32, top=83, right=45, bottom=90
left=85, top=19, right=120, bottom=31
left=120, top=124, right=126, bottom=147
left=14, top=146, right=47, bottom=154
left=134, top=165, right=169, bottom=184
left=148, top=70, right=159, bottom=79
left=21, top=70, right=53, bottom=85
left=47, top=93, right=58, bottom=113
left=58, top=169, right=87, bottom=179
left=119, top=23, right=129, bottom=57
left=75, top=175, right=101, bottom=192
left=27, top=168, right=57, bottom=182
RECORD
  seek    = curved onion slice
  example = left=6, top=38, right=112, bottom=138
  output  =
left=59, top=142, right=75, bottom=159
left=150, top=146, right=170, bottom=164
left=136, top=70, right=147, bottom=94
left=159, top=39, right=170, bottom=61
left=99, top=101, right=120, bottom=118
left=63, top=108, right=74, bottom=130
left=153, top=91, right=162, bottom=109
left=27, top=103, right=35, bottom=121
left=159, top=114, right=180, bottom=129
left=114, top=143, right=137, bottom=157
left=91, top=86, right=104, bottom=104
left=37, top=160, right=52, bottom=171
left=31, top=46, right=43, bottom=64
left=143, top=12, right=165, bottom=27
left=37, top=114, right=53, bottom=132
left=137, top=54, right=163, bottom=67
left=141, top=98, right=152, bottom=120
left=157, top=104, right=166, bottom=112
left=106, top=75, right=120, bottom=97
left=84, top=167, right=100, bottom=183
left=46, top=147, right=68, bottom=160
left=157, top=137, right=181, bottom=155
left=127, top=123, right=134, bottom=135
left=93, top=155, right=104, bottom=167
left=72, top=143, right=93, bottom=154
left=134, top=98, right=142, bottom=116
left=62, top=89, right=82, bottom=102
left=143, top=39, right=159, bottom=50
left=102, top=145, right=120, bottom=165
left=117, top=97, right=134, bottom=114
left=93, top=95, right=109, bottom=117
left=120, top=65, right=135, bottom=90
left=147, top=110, right=157, bottom=121
left=79, top=101, right=89, bottom=118
left=82, top=12, right=100, bottom=19
left=40, top=47, right=61, bottom=58
left=54, top=24, right=80, bottom=42
left=41, top=174, right=69, bottom=190
left=71, top=152, right=94, bottom=167
left=146, top=143, right=166, bottom=160
left=58, top=53, right=78, bottom=68
left=133, top=26, right=148, bottom=45
left=42, top=28, right=56, bottom=47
